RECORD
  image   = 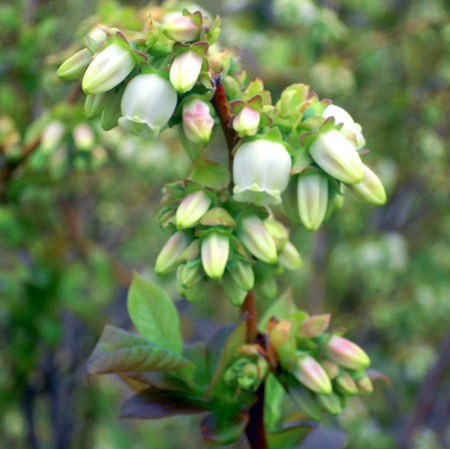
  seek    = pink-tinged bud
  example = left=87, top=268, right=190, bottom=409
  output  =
left=176, top=190, right=211, bottom=229
left=325, top=336, right=370, bottom=371
left=163, top=16, right=201, bottom=42
left=201, top=232, right=230, bottom=279
left=155, top=231, right=191, bottom=275
left=294, top=355, right=332, bottom=394
left=335, top=371, right=358, bottom=395
left=233, top=140, right=292, bottom=206
left=182, top=99, right=214, bottom=143
left=317, top=392, right=342, bottom=415
left=269, top=319, right=291, bottom=350
left=177, top=239, right=200, bottom=262
left=237, top=215, right=277, bottom=264
left=278, top=241, right=303, bottom=271
left=356, top=375, right=373, bottom=395
left=347, top=163, right=386, bottom=206
left=309, top=130, right=364, bottom=184
left=297, top=172, right=329, bottom=231
left=232, top=106, right=260, bottom=137
left=57, top=48, right=91, bottom=80
left=82, top=43, right=136, bottom=94
left=120, top=74, right=177, bottom=138
left=299, top=314, right=330, bottom=338
left=73, top=124, right=94, bottom=150
left=41, top=121, right=65, bottom=153
left=170, top=50, right=203, bottom=93
left=321, top=360, right=339, bottom=380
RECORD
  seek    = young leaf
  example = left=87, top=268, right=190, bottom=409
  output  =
left=259, top=289, right=297, bottom=332
left=127, top=273, right=183, bottom=354
left=120, top=388, right=207, bottom=420
left=188, top=160, right=230, bottom=191
left=288, top=383, right=322, bottom=422
left=201, top=407, right=249, bottom=445
left=86, top=325, right=190, bottom=378
left=265, top=374, right=285, bottom=431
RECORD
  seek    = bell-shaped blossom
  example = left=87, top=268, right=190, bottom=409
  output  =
left=233, top=139, right=292, bottom=206
left=182, top=99, right=214, bottom=143
left=347, top=163, right=386, bottom=205
left=325, top=335, right=370, bottom=371
left=323, top=104, right=365, bottom=149
left=82, top=43, right=135, bottom=94
left=170, top=50, right=203, bottom=93
left=163, top=16, right=201, bottom=42
left=237, top=215, right=277, bottom=264
left=155, top=231, right=191, bottom=275
left=297, top=172, right=329, bottom=231
left=119, top=73, right=177, bottom=138
left=232, top=106, right=260, bottom=137
left=57, top=48, right=91, bottom=80
left=201, top=232, right=229, bottom=279
left=308, top=130, right=364, bottom=184
left=294, top=355, right=332, bottom=394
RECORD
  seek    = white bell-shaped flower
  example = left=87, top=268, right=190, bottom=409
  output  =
left=233, top=139, right=292, bottom=206
left=119, top=74, right=178, bottom=138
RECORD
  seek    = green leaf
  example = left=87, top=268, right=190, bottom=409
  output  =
left=265, top=374, right=285, bottom=431
left=268, top=422, right=316, bottom=449
left=86, top=325, right=191, bottom=377
left=288, top=384, right=322, bottom=422
left=188, top=160, right=230, bottom=191
left=259, top=289, right=298, bottom=332
left=127, top=273, right=183, bottom=354
left=201, top=408, right=249, bottom=445
left=178, top=342, right=211, bottom=392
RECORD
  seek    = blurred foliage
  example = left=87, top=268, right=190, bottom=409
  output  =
left=0, top=0, right=449, bottom=448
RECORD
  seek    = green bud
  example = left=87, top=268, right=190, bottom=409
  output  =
left=100, top=90, right=122, bottom=131
left=82, top=43, right=136, bottom=94
left=170, top=50, right=203, bottom=93
left=309, top=130, right=364, bottom=184
left=84, top=93, right=108, bottom=119
left=232, top=106, right=260, bottom=137
left=176, top=190, right=212, bottom=229
left=299, top=314, right=330, bottom=338
left=222, top=272, right=248, bottom=306
left=347, top=163, right=386, bottom=205
left=317, top=392, right=342, bottom=415
left=263, top=218, right=289, bottom=250
left=293, top=355, right=332, bottom=394
left=57, top=48, right=91, bottom=80
left=238, top=215, right=277, bottom=264
left=201, top=232, right=229, bottom=279
left=180, top=262, right=203, bottom=288
left=356, top=375, right=373, bottom=395
left=297, top=172, right=329, bottom=231
left=256, top=277, right=278, bottom=300
left=155, top=231, right=191, bottom=275
left=321, top=360, right=339, bottom=380
left=278, top=241, right=303, bottom=271
left=163, top=16, right=201, bottom=42
left=228, top=260, right=254, bottom=291
left=335, top=371, right=358, bottom=396
left=325, top=335, right=370, bottom=371
left=177, top=239, right=200, bottom=262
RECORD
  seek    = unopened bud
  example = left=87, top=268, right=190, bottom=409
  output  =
left=84, top=93, right=108, bottom=119
left=82, top=43, right=136, bottom=94
left=356, top=375, right=373, bottom=395
left=263, top=218, right=289, bottom=250
left=308, top=130, right=364, bottom=184
left=57, top=48, right=91, bottom=80
left=297, top=172, right=329, bottom=231
left=299, top=314, right=330, bottom=338
left=120, top=73, right=177, bottom=138
left=155, top=231, right=191, bottom=275
left=228, top=260, right=254, bottom=291
left=294, top=355, right=332, bottom=394
left=163, top=16, right=201, bottom=42
left=182, top=99, right=214, bottom=144
left=347, top=163, right=386, bottom=205
left=325, top=335, right=370, bottom=371
left=177, top=239, right=200, bottom=262
left=73, top=124, right=94, bottom=150
left=232, top=106, right=260, bottom=137
left=176, top=190, right=211, bottom=229
left=335, top=371, right=358, bottom=395
left=41, top=121, right=65, bottom=153
left=180, top=262, right=203, bottom=288
left=237, top=215, right=277, bottom=264
left=86, top=25, right=107, bottom=46
left=317, top=392, right=342, bottom=415
left=170, top=50, right=203, bottom=93
left=100, top=89, right=122, bottom=131
left=321, top=360, right=339, bottom=380
left=269, top=319, right=291, bottom=350
left=201, top=232, right=229, bottom=279
left=233, top=140, right=292, bottom=206
left=278, top=241, right=303, bottom=271
left=222, top=272, right=248, bottom=306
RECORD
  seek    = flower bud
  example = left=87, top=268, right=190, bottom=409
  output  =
left=120, top=73, right=177, bottom=138
left=232, top=106, right=260, bottom=137
left=228, top=260, right=254, bottom=291
left=100, top=89, right=122, bottom=131
left=347, top=163, right=386, bottom=205
left=176, top=190, right=211, bottom=229
left=222, top=272, right=248, bottom=306
left=182, top=99, right=214, bottom=143
left=325, top=336, right=370, bottom=371
left=155, top=231, right=191, bottom=275
left=323, top=104, right=365, bottom=150
left=201, top=232, right=229, bottom=279
left=233, top=140, right=292, bottom=206
left=294, top=355, right=332, bottom=394
left=170, top=50, right=203, bottom=93
left=57, top=48, right=91, bottom=80
left=73, top=124, right=94, bottom=150
left=178, top=239, right=200, bottom=262
left=297, top=172, right=329, bottom=231
left=356, top=375, right=373, bottom=395
left=263, top=218, right=289, bottom=250
left=84, top=93, right=108, bottom=119
left=335, top=371, right=358, bottom=395
left=321, top=360, right=339, bottom=380
left=41, top=121, right=65, bottom=153
left=269, top=319, right=291, bottom=350
left=180, top=262, right=203, bottom=288
left=163, top=16, right=201, bottom=42
left=237, top=215, right=277, bottom=264
left=308, top=130, right=364, bottom=184
left=82, top=43, right=136, bottom=94
left=278, top=241, right=303, bottom=271
left=86, top=25, right=107, bottom=46
left=299, top=314, right=330, bottom=338
left=317, top=392, right=342, bottom=415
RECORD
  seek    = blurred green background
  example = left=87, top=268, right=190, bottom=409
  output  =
left=1, top=0, right=449, bottom=448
